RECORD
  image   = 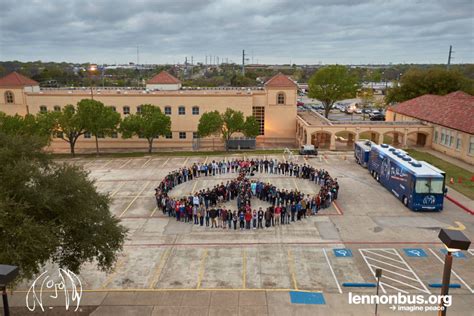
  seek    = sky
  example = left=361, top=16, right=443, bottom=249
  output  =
left=0, top=0, right=473, bottom=65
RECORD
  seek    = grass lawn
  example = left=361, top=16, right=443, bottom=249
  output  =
left=51, top=149, right=299, bottom=159
left=406, top=149, right=474, bottom=200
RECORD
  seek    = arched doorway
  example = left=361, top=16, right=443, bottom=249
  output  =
left=359, top=131, right=380, bottom=144
left=335, top=131, right=356, bottom=150
left=383, top=131, right=404, bottom=147
left=311, top=131, right=331, bottom=149
left=406, top=131, right=428, bottom=147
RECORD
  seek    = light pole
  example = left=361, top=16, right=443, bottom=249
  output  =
left=375, top=268, right=382, bottom=316
left=0, top=265, right=19, bottom=316
left=437, top=229, right=471, bottom=316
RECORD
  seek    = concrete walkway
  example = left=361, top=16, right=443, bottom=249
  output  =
left=7, top=290, right=474, bottom=315
left=413, top=147, right=474, bottom=173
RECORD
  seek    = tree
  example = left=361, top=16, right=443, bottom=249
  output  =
left=79, top=99, right=121, bottom=155
left=48, top=104, right=87, bottom=156
left=120, top=104, right=171, bottom=153
left=358, top=88, right=375, bottom=120
left=308, top=65, right=360, bottom=118
left=385, top=68, right=474, bottom=103
left=0, top=112, right=53, bottom=145
left=0, top=132, right=127, bottom=282
left=197, top=108, right=259, bottom=150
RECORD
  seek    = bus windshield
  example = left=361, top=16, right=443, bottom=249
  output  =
left=415, top=178, right=444, bottom=194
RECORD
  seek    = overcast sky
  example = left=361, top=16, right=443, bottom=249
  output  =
left=0, top=0, right=472, bottom=65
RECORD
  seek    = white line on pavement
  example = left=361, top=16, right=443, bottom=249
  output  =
left=161, top=158, right=170, bottom=167
left=365, top=256, right=412, bottom=272
left=102, top=160, right=114, bottom=168
left=182, top=157, right=189, bottom=167
left=363, top=249, right=406, bottom=264
left=359, top=249, right=386, bottom=294
left=323, top=248, right=342, bottom=294
left=142, top=158, right=152, bottom=168
left=428, top=248, right=474, bottom=294
left=119, top=181, right=150, bottom=218
left=119, top=159, right=132, bottom=169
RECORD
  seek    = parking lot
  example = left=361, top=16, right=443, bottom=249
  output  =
left=11, top=153, right=473, bottom=315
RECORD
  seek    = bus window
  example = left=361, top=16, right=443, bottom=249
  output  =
left=415, top=178, right=444, bottom=194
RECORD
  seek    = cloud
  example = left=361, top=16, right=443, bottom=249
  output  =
left=0, top=0, right=472, bottom=64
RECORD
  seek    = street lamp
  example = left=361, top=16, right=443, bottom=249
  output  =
left=0, top=265, right=19, bottom=316
left=437, top=229, right=471, bottom=316
left=375, top=268, right=382, bottom=316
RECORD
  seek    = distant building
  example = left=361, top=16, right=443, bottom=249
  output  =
left=146, top=71, right=182, bottom=91
left=387, top=91, right=474, bottom=164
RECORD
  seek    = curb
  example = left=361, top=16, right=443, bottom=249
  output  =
left=446, top=195, right=474, bottom=215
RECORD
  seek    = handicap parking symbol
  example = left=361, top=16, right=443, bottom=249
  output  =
left=440, top=249, right=466, bottom=258
left=333, top=249, right=353, bottom=257
left=403, top=248, right=427, bottom=257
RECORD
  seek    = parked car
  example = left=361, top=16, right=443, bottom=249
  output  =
left=362, top=108, right=372, bottom=114
left=369, top=114, right=385, bottom=121
left=370, top=110, right=381, bottom=116
left=297, top=101, right=304, bottom=107
left=355, top=109, right=362, bottom=114
left=299, top=145, right=318, bottom=156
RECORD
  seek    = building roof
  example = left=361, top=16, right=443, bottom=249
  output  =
left=389, top=91, right=474, bottom=134
left=147, top=71, right=181, bottom=85
left=264, top=73, right=297, bottom=88
left=0, top=72, right=39, bottom=87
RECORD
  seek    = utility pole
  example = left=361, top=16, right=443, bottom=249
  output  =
left=447, top=45, right=453, bottom=69
left=242, top=50, right=246, bottom=75
left=191, top=56, right=193, bottom=65
left=137, top=45, right=139, bottom=65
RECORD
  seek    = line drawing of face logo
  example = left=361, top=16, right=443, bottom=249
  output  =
left=381, top=158, right=390, bottom=180
left=422, top=195, right=436, bottom=205
left=26, top=269, right=82, bottom=312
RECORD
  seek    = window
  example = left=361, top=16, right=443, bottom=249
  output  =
left=123, top=106, right=130, bottom=115
left=54, top=132, right=63, bottom=138
left=277, top=92, right=285, bottom=105
left=434, top=130, right=438, bottom=143
left=137, top=106, right=142, bottom=114
left=98, top=133, right=105, bottom=139
left=4, top=91, right=14, bottom=104
left=415, top=178, right=444, bottom=194
left=39, top=106, right=47, bottom=113
left=138, top=134, right=145, bottom=139
left=84, top=132, right=91, bottom=139
left=109, top=106, right=116, bottom=112
left=179, top=132, right=186, bottom=139
left=53, top=105, right=61, bottom=112
left=165, top=106, right=172, bottom=115
left=193, top=132, right=198, bottom=139
left=192, top=106, right=199, bottom=115
left=469, top=136, right=474, bottom=155
left=166, top=132, right=172, bottom=139
left=456, top=135, right=462, bottom=150
left=111, top=132, right=118, bottom=138
left=440, top=129, right=446, bottom=145
left=449, top=135, right=454, bottom=147
left=178, top=106, right=185, bottom=115
left=252, top=106, right=265, bottom=135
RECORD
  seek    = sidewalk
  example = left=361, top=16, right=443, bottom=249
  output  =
left=6, top=289, right=474, bottom=316
left=414, top=147, right=474, bottom=173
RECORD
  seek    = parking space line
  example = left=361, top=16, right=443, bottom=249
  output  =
left=102, top=160, right=114, bottom=168
left=150, top=206, right=158, bottom=217
left=323, top=248, right=342, bottom=294
left=287, top=249, right=298, bottom=290
left=110, top=182, right=126, bottom=197
left=119, top=159, right=132, bottom=169
left=382, top=282, right=409, bottom=294
left=332, top=202, right=343, bottom=215
left=101, top=256, right=126, bottom=289
left=428, top=248, right=474, bottom=293
left=242, top=249, right=247, bottom=289
left=192, top=180, right=199, bottom=193
left=360, top=248, right=430, bottom=294
left=204, top=156, right=209, bottom=164
left=469, top=249, right=474, bottom=256
left=148, top=248, right=172, bottom=289
left=119, top=181, right=151, bottom=218
left=196, top=249, right=208, bottom=289
left=292, top=178, right=299, bottom=191
left=142, top=158, right=152, bottom=168
left=182, top=157, right=189, bottom=167
left=162, top=158, right=170, bottom=167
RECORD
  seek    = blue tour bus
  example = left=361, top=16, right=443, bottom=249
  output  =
left=354, top=140, right=374, bottom=167
left=367, top=144, right=445, bottom=211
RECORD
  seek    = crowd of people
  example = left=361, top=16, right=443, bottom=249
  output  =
left=154, top=158, right=339, bottom=229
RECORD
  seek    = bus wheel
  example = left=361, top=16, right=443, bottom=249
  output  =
left=403, top=196, right=408, bottom=207
left=376, top=173, right=380, bottom=182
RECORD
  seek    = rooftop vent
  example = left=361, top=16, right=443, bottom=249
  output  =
left=402, top=156, right=412, bottom=162
left=410, top=160, right=422, bottom=167
left=381, top=144, right=389, bottom=148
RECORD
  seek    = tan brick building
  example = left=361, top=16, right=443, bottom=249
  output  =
left=0, top=71, right=297, bottom=152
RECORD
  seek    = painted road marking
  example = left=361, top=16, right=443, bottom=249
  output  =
left=403, top=249, right=427, bottom=257
left=142, top=158, right=152, bottom=168
left=287, top=249, right=298, bottom=290
left=150, top=206, right=158, bottom=217
left=429, top=249, right=474, bottom=293
left=468, top=250, right=474, bottom=256
left=196, top=249, right=208, bottom=289
left=359, top=248, right=430, bottom=294
left=192, top=180, right=199, bottom=193
left=119, top=159, right=132, bottom=169
left=440, top=249, right=466, bottom=258
left=148, top=248, right=172, bottom=289
left=333, top=249, right=352, bottom=257
left=162, top=158, right=170, bottom=167
left=101, top=256, right=126, bottom=289
left=119, top=181, right=150, bottom=218
left=447, top=221, right=466, bottom=231
left=242, top=249, right=247, bottom=289
left=292, top=178, right=299, bottom=191
left=110, top=182, right=126, bottom=197
left=182, top=157, right=189, bottom=167
left=323, top=248, right=342, bottom=294
left=101, top=160, right=114, bottom=169
left=204, top=156, right=209, bottom=164
left=332, top=201, right=343, bottom=215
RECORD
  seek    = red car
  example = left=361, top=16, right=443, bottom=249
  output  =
left=297, top=101, right=304, bottom=107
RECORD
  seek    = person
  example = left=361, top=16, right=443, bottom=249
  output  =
left=252, top=210, right=257, bottom=229
left=257, top=207, right=264, bottom=229
left=245, top=210, right=252, bottom=229
left=221, top=208, right=228, bottom=229
left=274, top=204, right=281, bottom=226
left=199, top=204, right=205, bottom=226
left=233, top=210, right=238, bottom=230
left=264, top=208, right=271, bottom=228
left=291, top=202, right=296, bottom=222
left=193, top=205, right=198, bottom=224
left=227, top=209, right=233, bottom=229
left=239, top=210, right=245, bottom=230
left=210, top=208, right=218, bottom=228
